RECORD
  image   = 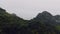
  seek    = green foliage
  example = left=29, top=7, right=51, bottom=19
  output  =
left=56, top=25, right=60, bottom=31
left=0, top=8, right=60, bottom=34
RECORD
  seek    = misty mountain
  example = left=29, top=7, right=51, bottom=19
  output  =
left=0, top=8, right=60, bottom=34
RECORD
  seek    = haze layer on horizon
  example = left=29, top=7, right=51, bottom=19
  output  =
left=0, top=0, right=60, bottom=20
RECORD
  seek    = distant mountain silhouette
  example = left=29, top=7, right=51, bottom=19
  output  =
left=0, top=8, right=60, bottom=34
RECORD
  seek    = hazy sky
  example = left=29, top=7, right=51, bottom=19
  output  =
left=0, top=0, right=60, bottom=20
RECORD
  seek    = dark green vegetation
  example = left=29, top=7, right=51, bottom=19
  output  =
left=0, top=8, right=60, bottom=34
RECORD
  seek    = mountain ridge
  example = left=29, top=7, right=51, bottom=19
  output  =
left=0, top=8, right=60, bottom=34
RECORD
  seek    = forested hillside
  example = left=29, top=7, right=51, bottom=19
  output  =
left=0, top=8, right=60, bottom=34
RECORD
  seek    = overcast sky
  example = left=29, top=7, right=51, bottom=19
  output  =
left=0, top=0, right=60, bottom=20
